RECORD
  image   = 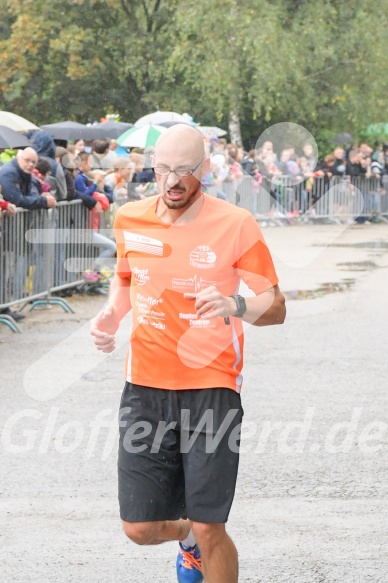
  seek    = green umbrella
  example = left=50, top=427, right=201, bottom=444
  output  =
left=360, top=123, right=388, bottom=139
left=117, top=124, right=166, bottom=148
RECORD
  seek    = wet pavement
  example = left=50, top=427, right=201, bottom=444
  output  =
left=1, top=222, right=388, bottom=582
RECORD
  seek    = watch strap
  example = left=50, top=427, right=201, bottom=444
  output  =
left=230, top=294, right=247, bottom=318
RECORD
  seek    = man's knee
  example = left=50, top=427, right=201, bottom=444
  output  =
left=191, top=522, right=226, bottom=550
left=122, top=520, right=161, bottom=545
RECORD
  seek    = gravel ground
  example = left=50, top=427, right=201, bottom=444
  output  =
left=1, top=222, right=388, bottom=582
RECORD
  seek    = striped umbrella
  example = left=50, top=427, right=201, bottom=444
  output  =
left=117, top=125, right=166, bottom=148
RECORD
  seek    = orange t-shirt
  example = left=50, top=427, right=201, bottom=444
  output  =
left=114, top=194, right=279, bottom=392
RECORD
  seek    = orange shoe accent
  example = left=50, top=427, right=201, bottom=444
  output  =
left=180, top=547, right=202, bottom=572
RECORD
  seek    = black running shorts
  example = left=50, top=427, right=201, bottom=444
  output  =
left=118, top=382, right=243, bottom=524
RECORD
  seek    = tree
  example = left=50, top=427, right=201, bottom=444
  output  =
left=168, top=0, right=388, bottom=149
left=0, top=0, right=179, bottom=123
left=0, top=0, right=387, bottom=152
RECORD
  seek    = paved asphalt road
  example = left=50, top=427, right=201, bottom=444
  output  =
left=1, top=223, right=387, bottom=582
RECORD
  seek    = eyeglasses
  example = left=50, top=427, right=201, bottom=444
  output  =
left=152, top=157, right=205, bottom=177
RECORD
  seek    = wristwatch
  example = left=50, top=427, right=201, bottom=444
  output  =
left=230, top=294, right=247, bottom=318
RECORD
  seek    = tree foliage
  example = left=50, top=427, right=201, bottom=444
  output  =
left=0, top=0, right=386, bottom=150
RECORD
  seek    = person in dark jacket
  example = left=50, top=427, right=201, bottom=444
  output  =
left=32, top=132, right=67, bottom=201
left=74, top=151, right=114, bottom=205
left=240, top=149, right=257, bottom=176
left=74, top=152, right=99, bottom=197
left=55, top=146, right=92, bottom=205
left=0, top=148, right=56, bottom=210
left=345, top=150, right=365, bottom=178
left=331, top=147, right=347, bottom=177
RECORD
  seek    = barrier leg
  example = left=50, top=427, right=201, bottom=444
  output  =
left=28, top=297, right=75, bottom=313
left=0, top=315, right=22, bottom=333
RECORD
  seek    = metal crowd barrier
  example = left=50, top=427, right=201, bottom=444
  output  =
left=1, top=176, right=387, bottom=332
left=229, top=174, right=388, bottom=219
left=0, top=200, right=99, bottom=332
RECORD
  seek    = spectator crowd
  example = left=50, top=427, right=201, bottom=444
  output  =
left=1, top=129, right=388, bottom=320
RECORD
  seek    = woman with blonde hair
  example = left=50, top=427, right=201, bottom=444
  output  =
left=105, top=158, right=136, bottom=204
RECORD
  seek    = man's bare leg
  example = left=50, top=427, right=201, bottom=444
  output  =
left=192, top=522, right=238, bottom=583
left=122, top=518, right=191, bottom=546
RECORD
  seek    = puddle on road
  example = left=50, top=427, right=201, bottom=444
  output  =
left=285, top=279, right=355, bottom=300
left=336, top=260, right=378, bottom=271
left=290, top=239, right=387, bottom=300
left=315, top=240, right=388, bottom=249
left=82, top=371, right=114, bottom=382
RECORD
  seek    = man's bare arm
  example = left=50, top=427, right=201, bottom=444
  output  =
left=90, top=274, right=132, bottom=353
left=186, top=284, right=286, bottom=327
left=244, top=285, right=286, bottom=326
left=106, top=273, right=132, bottom=326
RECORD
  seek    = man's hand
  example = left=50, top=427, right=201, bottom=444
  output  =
left=94, top=201, right=103, bottom=214
left=42, top=193, right=57, bottom=208
left=185, top=284, right=286, bottom=326
left=5, top=202, right=17, bottom=216
left=135, top=183, right=149, bottom=196
left=90, top=305, right=119, bottom=352
left=184, top=286, right=236, bottom=320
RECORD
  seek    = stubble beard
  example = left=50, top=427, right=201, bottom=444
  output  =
left=161, top=187, right=200, bottom=210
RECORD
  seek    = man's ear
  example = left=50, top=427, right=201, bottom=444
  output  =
left=150, top=154, right=155, bottom=167
left=201, top=157, right=210, bottom=177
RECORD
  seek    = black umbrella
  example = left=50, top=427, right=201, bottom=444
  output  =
left=0, top=125, right=31, bottom=149
left=40, top=121, right=105, bottom=141
left=332, top=132, right=353, bottom=145
left=92, top=121, right=134, bottom=139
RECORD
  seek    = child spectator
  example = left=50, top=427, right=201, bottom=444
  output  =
left=105, top=158, right=135, bottom=204
left=240, top=150, right=257, bottom=176
left=55, top=147, right=78, bottom=202
left=32, top=132, right=67, bottom=201
left=32, top=158, right=52, bottom=194
left=75, top=152, right=99, bottom=198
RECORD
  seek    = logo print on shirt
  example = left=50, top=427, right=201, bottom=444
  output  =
left=124, top=231, right=163, bottom=256
left=132, top=267, right=150, bottom=286
left=189, top=246, right=216, bottom=269
left=136, top=293, right=163, bottom=306
left=137, top=315, right=165, bottom=330
left=172, top=275, right=217, bottom=292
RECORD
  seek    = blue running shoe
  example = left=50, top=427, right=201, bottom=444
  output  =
left=176, top=542, right=203, bottom=583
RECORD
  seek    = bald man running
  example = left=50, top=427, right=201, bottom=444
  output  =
left=91, top=124, right=286, bottom=583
